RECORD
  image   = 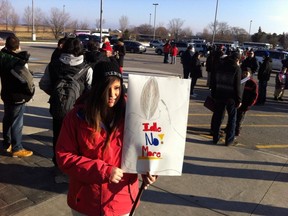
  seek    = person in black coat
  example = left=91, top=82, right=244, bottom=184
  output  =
left=113, top=38, right=126, bottom=73
left=256, top=51, right=272, bottom=105
left=181, top=45, right=193, bottom=78
left=210, top=52, right=242, bottom=146
left=190, top=52, right=202, bottom=96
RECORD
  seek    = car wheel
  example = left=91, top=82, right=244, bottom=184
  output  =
left=157, top=50, right=162, bottom=55
left=131, top=48, right=135, bottom=53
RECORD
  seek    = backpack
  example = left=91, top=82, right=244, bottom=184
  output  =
left=10, top=64, right=35, bottom=102
left=49, top=65, right=90, bottom=120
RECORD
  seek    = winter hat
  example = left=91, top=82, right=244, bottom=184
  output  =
left=101, top=42, right=112, bottom=52
left=264, top=51, right=270, bottom=57
left=92, top=60, right=122, bottom=86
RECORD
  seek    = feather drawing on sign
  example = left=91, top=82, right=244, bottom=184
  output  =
left=140, top=77, right=160, bottom=120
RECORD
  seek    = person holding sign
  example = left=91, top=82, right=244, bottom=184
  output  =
left=56, top=61, right=157, bottom=216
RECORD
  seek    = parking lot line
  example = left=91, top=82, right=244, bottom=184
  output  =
left=256, top=144, right=288, bottom=149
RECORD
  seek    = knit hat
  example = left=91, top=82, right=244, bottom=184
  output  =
left=101, top=42, right=112, bottom=52
left=264, top=51, right=269, bottom=57
left=92, top=60, right=123, bottom=86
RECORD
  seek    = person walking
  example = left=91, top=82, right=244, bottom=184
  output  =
left=113, top=38, right=126, bottom=72
left=241, top=49, right=259, bottom=75
left=235, top=67, right=258, bottom=136
left=256, top=51, right=272, bottom=105
left=0, top=35, right=33, bottom=157
left=210, top=52, right=242, bottom=146
left=190, top=51, right=203, bottom=97
left=56, top=61, right=157, bottom=216
left=39, top=37, right=93, bottom=168
left=163, top=40, right=171, bottom=63
left=170, top=43, right=178, bottom=64
left=181, top=45, right=193, bottom=79
left=273, top=67, right=287, bottom=101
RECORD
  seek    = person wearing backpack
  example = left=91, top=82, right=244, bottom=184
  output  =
left=39, top=37, right=93, bottom=169
left=0, top=35, right=33, bottom=157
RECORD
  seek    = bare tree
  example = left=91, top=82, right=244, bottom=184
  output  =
left=95, top=18, right=105, bottom=29
left=46, top=7, right=70, bottom=39
left=168, top=18, right=184, bottom=41
left=79, top=21, right=89, bottom=30
left=34, top=8, right=45, bottom=32
left=0, top=0, right=13, bottom=30
left=10, top=9, right=19, bottom=31
left=134, top=24, right=153, bottom=35
left=119, top=15, right=129, bottom=32
left=156, top=26, right=169, bottom=39
left=23, top=6, right=32, bottom=32
left=179, top=27, right=193, bottom=40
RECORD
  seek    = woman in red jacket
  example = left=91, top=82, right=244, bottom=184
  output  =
left=56, top=61, right=157, bottom=216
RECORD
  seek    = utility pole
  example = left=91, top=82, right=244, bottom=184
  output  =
left=32, top=0, right=36, bottom=41
left=153, top=3, right=159, bottom=40
left=212, top=0, right=219, bottom=45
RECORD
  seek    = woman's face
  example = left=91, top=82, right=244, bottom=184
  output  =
left=107, top=79, right=121, bottom=107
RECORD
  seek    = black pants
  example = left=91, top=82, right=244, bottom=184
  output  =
left=52, top=118, right=63, bottom=166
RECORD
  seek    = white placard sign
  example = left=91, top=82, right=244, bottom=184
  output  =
left=121, top=74, right=191, bottom=176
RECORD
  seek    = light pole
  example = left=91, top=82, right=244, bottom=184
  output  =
left=212, top=0, right=219, bottom=45
left=153, top=3, right=158, bottom=40
left=249, top=20, right=252, bottom=36
left=32, top=0, right=36, bottom=41
left=100, top=0, right=103, bottom=42
left=63, top=5, right=65, bottom=36
left=149, top=13, right=151, bottom=26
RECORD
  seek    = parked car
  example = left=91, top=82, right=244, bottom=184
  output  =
left=76, top=34, right=101, bottom=50
left=149, top=40, right=163, bottom=48
left=155, top=41, right=195, bottom=56
left=194, top=43, right=208, bottom=56
left=124, top=40, right=146, bottom=53
left=254, top=50, right=288, bottom=71
left=0, top=30, right=16, bottom=50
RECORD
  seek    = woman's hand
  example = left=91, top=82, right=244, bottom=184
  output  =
left=109, top=167, right=123, bottom=183
left=142, top=172, right=158, bottom=189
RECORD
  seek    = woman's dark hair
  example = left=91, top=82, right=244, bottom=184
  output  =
left=85, top=76, right=125, bottom=149
left=61, top=37, right=84, bottom=56
left=5, top=35, right=20, bottom=51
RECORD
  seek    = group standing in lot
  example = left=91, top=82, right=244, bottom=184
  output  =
left=1, top=34, right=288, bottom=215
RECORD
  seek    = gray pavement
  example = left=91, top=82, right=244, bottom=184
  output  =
left=0, top=69, right=288, bottom=216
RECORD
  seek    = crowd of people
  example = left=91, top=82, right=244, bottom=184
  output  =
left=204, top=44, right=287, bottom=146
left=0, top=35, right=157, bottom=216
left=0, top=35, right=287, bottom=215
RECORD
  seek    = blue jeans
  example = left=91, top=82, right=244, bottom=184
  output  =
left=211, top=99, right=237, bottom=145
left=258, top=81, right=268, bottom=104
left=2, top=102, right=26, bottom=152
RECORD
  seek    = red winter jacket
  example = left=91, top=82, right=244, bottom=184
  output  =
left=56, top=105, right=139, bottom=216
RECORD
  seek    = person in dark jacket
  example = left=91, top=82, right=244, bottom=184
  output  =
left=241, top=49, right=259, bottom=75
left=181, top=45, right=193, bottom=78
left=113, top=38, right=126, bottom=73
left=163, top=40, right=171, bottom=63
left=84, top=39, right=100, bottom=68
left=190, top=51, right=202, bottom=97
left=0, top=35, right=33, bottom=157
left=256, top=51, right=272, bottom=105
left=50, top=37, right=67, bottom=61
left=39, top=37, right=93, bottom=168
left=235, top=67, right=258, bottom=136
left=210, top=52, right=242, bottom=146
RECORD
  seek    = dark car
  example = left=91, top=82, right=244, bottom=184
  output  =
left=123, top=40, right=146, bottom=53
left=76, top=34, right=101, bottom=50
left=0, top=30, right=16, bottom=49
